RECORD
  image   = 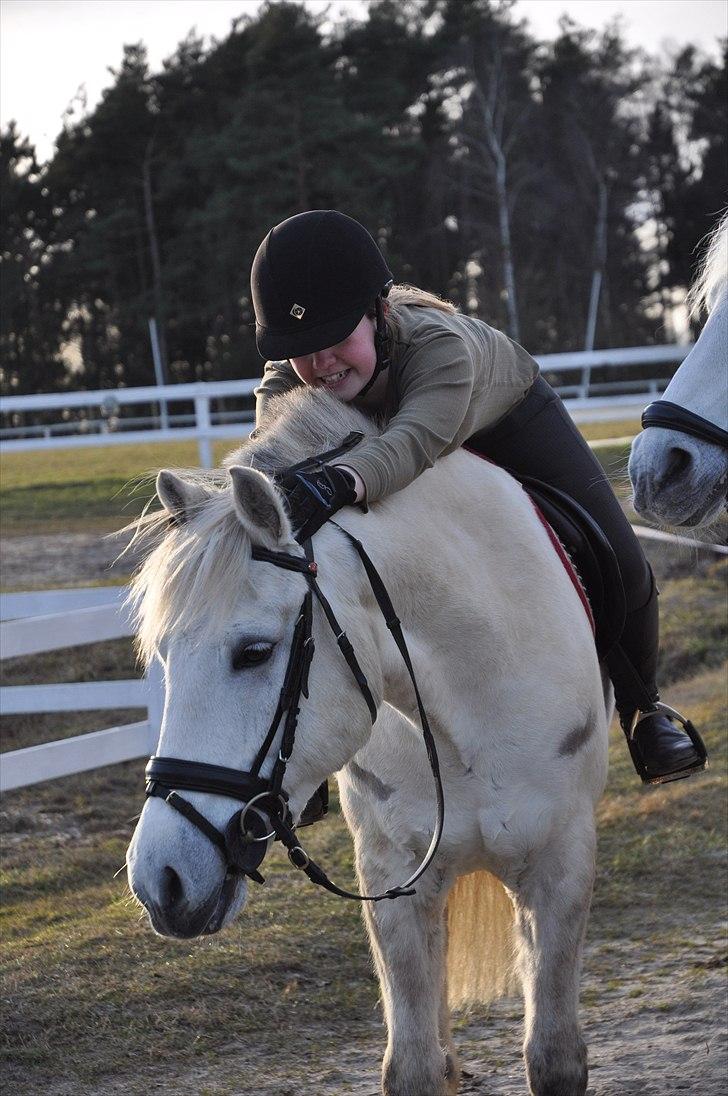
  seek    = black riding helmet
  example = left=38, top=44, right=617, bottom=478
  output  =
left=251, top=211, right=393, bottom=392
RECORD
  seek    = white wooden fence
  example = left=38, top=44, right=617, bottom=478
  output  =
left=0, top=587, right=163, bottom=793
left=0, top=340, right=705, bottom=793
left=1, top=378, right=257, bottom=468
left=0, top=344, right=692, bottom=465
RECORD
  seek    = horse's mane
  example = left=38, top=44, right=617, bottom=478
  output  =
left=688, top=211, right=728, bottom=318
left=125, top=388, right=379, bottom=664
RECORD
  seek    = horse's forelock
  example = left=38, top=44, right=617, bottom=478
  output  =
left=127, top=387, right=379, bottom=664
left=126, top=487, right=250, bottom=665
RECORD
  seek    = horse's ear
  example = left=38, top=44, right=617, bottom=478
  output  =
left=228, top=465, right=292, bottom=548
left=156, top=470, right=208, bottom=525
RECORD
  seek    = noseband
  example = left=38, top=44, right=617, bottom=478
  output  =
left=145, top=447, right=444, bottom=903
left=641, top=400, right=728, bottom=450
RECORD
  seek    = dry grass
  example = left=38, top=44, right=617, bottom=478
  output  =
left=578, top=418, right=640, bottom=442
left=1, top=773, right=375, bottom=1091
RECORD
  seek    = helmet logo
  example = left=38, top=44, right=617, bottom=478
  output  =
left=290, top=303, right=306, bottom=319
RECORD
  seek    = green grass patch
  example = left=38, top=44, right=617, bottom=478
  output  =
left=0, top=424, right=637, bottom=537
left=578, top=418, right=639, bottom=442
left=593, top=659, right=727, bottom=936
left=658, top=560, right=728, bottom=682
left=1, top=440, right=236, bottom=535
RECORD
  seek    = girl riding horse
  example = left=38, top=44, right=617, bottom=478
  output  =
left=250, top=209, right=706, bottom=786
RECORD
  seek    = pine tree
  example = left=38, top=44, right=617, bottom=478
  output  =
left=0, top=124, right=64, bottom=395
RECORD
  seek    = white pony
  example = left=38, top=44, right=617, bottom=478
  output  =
left=126, top=387, right=610, bottom=1096
left=629, top=213, right=728, bottom=528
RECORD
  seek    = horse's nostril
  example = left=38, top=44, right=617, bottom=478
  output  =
left=160, top=865, right=186, bottom=912
left=663, top=446, right=692, bottom=484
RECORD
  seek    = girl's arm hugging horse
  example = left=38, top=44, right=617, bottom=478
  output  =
left=249, top=209, right=707, bottom=787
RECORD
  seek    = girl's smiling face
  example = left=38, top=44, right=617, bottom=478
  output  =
left=289, top=314, right=377, bottom=401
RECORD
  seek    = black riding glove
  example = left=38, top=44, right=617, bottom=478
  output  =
left=277, top=464, right=357, bottom=542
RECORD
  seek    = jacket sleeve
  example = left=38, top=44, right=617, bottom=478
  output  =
left=254, top=360, right=302, bottom=430
left=342, top=333, right=476, bottom=502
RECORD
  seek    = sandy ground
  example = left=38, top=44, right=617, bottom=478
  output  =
left=5, top=531, right=727, bottom=1096
left=41, top=927, right=728, bottom=1096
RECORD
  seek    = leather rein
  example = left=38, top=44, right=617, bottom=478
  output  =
left=145, top=435, right=445, bottom=903
left=641, top=400, right=728, bottom=450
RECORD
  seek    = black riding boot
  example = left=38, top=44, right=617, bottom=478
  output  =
left=606, top=571, right=708, bottom=784
left=464, top=378, right=708, bottom=786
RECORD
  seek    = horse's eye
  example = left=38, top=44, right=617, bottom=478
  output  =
left=231, top=641, right=274, bottom=671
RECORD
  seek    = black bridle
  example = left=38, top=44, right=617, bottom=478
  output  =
left=145, top=451, right=444, bottom=904
left=641, top=400, right=728, bottom=450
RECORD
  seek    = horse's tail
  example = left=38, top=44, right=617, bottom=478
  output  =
left=446, top=870, right=519, bottom=1008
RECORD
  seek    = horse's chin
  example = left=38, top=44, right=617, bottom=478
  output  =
left=634, top=477, right=727, bottom=529
left=137, top=874, right=248, bottom=940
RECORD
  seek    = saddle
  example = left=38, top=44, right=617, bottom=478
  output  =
left=514, top=474, right=626, bottom=660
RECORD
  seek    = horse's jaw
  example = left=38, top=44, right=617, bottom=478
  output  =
left=629, top=429, right=728, bottom=527
left=127, top=798, right=250, bottom=940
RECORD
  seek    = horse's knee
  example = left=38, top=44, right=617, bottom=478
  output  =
left=524, top=1033, right=588, bottom=1096
left=382, top=1045, right=458, bottom=1096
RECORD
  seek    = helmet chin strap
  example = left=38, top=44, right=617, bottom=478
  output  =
left=356, top=286, right=392, bottom=400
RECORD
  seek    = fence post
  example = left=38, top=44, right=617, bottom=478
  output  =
left=195, top=395, right=213, bottom=468
left=148, top=318, right=170, bottom=430
left=579, top=363, right=592, bottom=399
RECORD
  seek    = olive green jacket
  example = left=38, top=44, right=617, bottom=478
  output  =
left=254, top=306, right=539, bottom=502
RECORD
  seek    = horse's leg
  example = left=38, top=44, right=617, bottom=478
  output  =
left=438, top=920, right=460, bottom=1091
left=512, top=813, right=596, bottom=1096
left=359, top=849, right=457, bottom=1096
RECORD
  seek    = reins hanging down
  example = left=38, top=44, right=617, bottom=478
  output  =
left=145, top=458, right=445, bottom=903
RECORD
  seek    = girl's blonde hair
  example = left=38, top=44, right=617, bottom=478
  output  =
left=372, top=283, right=457, bottom=339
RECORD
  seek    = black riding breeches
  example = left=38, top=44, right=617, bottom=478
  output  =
left=467, top=376, right=660, bottom=717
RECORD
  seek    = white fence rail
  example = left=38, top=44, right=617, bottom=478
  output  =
left=1, top=345, right=691, bottom=465
left=0, top=587, right=127, bottom=619
left=1, top=378, right=258, bottom=467
left=0, top=587, right=162, bottom=793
